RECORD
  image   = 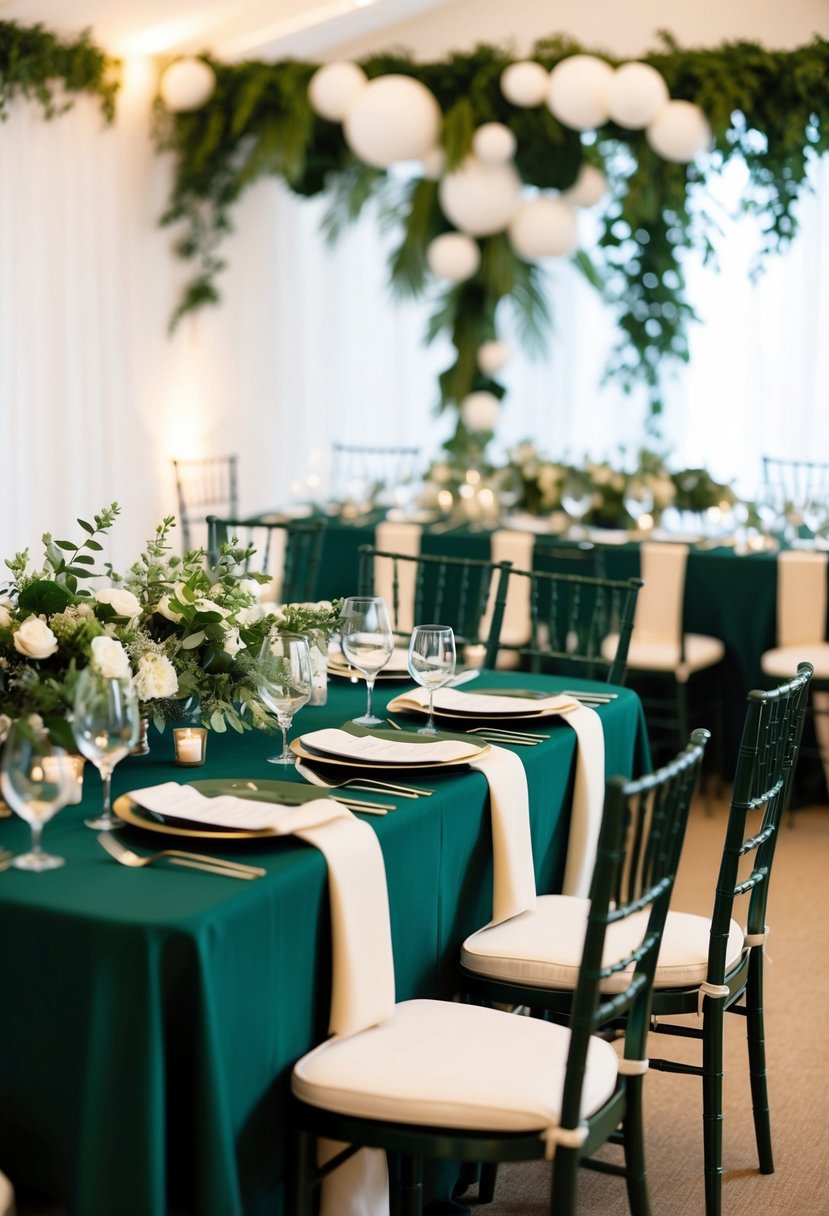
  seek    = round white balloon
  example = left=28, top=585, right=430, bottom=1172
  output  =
left=500, top=60, right=550, bottom=107
left=607, top=62, right=669, bottom=129
left=461, top=391, right=501, bottom=433
left=508, top=197, right=579, bottom=260
left=308, top=61, right=367, bottom=122
left=426, top=233, right=481, bottom=281
left=344, top=74, right=441, bottom=168
left=160, top=58, right=216, bottom=111
left=472, top=122, right=517, bottom=165
left=562, top=163, right=608, bottom=208
left=547, top=54, right=614, bottom=131
left=477, top=340, right=511, bottom=376
left=438, top=157, right=522, bottom=237
left=646, top=99, right=711, bottom=162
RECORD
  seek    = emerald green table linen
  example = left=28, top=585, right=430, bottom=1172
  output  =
left=0, top=673, right=647, bottom=1216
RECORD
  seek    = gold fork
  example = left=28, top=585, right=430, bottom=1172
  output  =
left=97, top=833, right=265, bottom=880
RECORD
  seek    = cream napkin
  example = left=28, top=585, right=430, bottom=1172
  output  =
left=299, top=727, right=480, bottom=765
left=559, top=704, right=606, bottom=897
left=388, top=685, right=577, bottom=718
left=374, top=520, right=423, bottom=635
left=468, top=746, right=536, bottom=923
left=127, top=783, right=395, bottom=1039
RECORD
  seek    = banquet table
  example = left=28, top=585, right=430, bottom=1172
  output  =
left=0, top=672, right=648, bottom=1216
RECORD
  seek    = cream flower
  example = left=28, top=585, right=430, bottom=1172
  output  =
left=134, top=652, right=178, bottom=700
left=13, top=616, right=59, bottom=660
left=96, top=587, right=142, bottom=619
left=222, top=627, right=244, bottom=657
left=155, top=586, right=186, bottom=623
left=0, top=602, right=12, bottom=629
left=90, top=635, right=131, bottom=679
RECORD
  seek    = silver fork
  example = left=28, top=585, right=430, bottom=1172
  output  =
left=295, top=760, right=434, bottom=797
left=97, top=833, right=265, bottom=880
left=468, top=726, right=551, bottom=742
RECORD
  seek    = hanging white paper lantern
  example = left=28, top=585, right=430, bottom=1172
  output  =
left=646, top=99, right=711, bottom=162
left=461, top=391, right=501, bottom=433
left=477, top=340, right=511, bottom=376
left=426, top=233, right=481, bottom=281
left=508, top=197, right=579, bottom=260
left=438, top=157, right=522, bottom=237
left=562, top=163, right=608, bottom=208
left=472, top=122, right=517, bottom=165
left=607, top=62, right=669, bottom=130
left=308, top=61, right=367, bottom=122
left=344, top=74, right=441, bottom=168
left=547, top=54, right=614, bottom=131
left=500, top=60, right=550, bottom=107
left=160, top=58, right=216, bottom=111
left=420, top=146, right=446, bottom=180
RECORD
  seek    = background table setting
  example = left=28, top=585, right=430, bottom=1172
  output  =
left=0, top=668, right=648, bottom=1216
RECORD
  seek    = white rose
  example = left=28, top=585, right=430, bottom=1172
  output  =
left=156, top=583, right=187, bottom=622
left=222, top=627, right=244, bottom=657
left=96, top=587, right=142, bottom=619
left=90, top=635, right=131, bottom=679
left=239, top=579, right=262, bottom=599
left=0, top=603, right=12, bottom=629
left=134, top=652, right=178, bottom=700
left=237, top=603, right=263, bottom=626
left=13, top=616, right=59, bottom=660
left=193, top=597, right=230, bottom=618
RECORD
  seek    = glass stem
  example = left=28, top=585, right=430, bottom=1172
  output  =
left=101, top=768, right=113, bottom=821
left=278, top=717, right=291, bottom=760
left=365, top=677, right=376, bottom=721
left=30, top=820, right=43, bottom=857
left=427, top=690, right=435, bottom=733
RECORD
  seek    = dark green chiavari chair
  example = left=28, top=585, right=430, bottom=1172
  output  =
left=206, top=515, right=326, bottom=606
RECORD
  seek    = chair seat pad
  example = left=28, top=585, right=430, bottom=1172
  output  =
left=462, top=896, right=744, bottom=992
left=600, top=633, right=724, bottom=678
left=761, top=642, right=829, bottom=679
left=292, top=998, right=618, bottom=1135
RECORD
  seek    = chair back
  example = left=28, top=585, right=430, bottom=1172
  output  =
left=207, top=515, right=326, bottom=605
left=356, top=544, right=512, bottom=663
left=633, top=542, right=688, bottom=648
left=491, top=566, right=643, bottom=684
left=331, top=443, right=420, bottom=506
left=776, top=551, right=827, bottom=647
left=761, top=455, right=829, bottom=511
left=706, top=663, right=813, bottom=987
left=562, top=729, right=708, bottom=1129
left=173, top=455, right=238, bottom=552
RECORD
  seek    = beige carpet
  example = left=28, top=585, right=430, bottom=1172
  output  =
left=478, top=796, right=829, bottom=1216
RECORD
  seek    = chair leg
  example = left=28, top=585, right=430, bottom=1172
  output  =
left=478, top=1162, right=498, bottom=1203
left=701, top=1000, right=725, bottom=1216
left=745, top=950, right=775, bottom=1174
left=400, top=1153, right=424, bottom=1216
left=549, top=1146, right=579, bottom=1216
left=622, top=1076, right=652, bottom=1216
left=288, top=1128, right=317, bottom=1216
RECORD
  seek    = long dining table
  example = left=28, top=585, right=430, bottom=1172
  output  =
left=0, top=672, right=648, bottom=1216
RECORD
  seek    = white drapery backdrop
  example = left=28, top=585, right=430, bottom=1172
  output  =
left=1, top=62, right=827, bottom=569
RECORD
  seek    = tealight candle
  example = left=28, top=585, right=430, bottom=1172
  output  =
left=173, top=727, right=207, bottom=767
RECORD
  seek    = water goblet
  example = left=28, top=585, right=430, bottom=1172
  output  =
left=256, top=632, right=313, bottom=764
left=1, top=721, right=73, bottom=870
left=561, top=477, right=593, bottom=539
left=340, top=596, right=394, bottom=727
left=623, top=482, right=655, bottom=532
left=407, top=625, right=456, bottom=736
left=73, top=669, right=141, bottom=831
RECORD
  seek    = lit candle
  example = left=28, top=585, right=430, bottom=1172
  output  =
left=174, top=728, right=207, bottom=766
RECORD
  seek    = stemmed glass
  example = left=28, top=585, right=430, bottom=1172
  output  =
left=561, top=476, right=593, bottom=539
left=407, top=625, right=456, bottom=736
left=1, top=722, right=73, bottom=870
left=256, top=632, right=313, bottom=763
left=623, top=482, right=655, bottom=532
left=340, top=596, right=394, bottom=727
left=73, top=669, right=141, bottom=831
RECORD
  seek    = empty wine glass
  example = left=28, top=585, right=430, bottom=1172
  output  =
left=407, top=625, right=456, bottom=736
left=256, top=632, right=313, bottom=764
left=73, top=669, right=141, bottom=831
left=1, top=721, right=73, bottom=870
left=340, top=596, right=394, bottom=727
left=803, top=494, right=829, bottom=547
left=561, top=476, right=593, bottom=539
left=623, top=481, right=655, bottom=531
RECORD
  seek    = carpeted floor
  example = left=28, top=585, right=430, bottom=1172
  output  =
left=474, top=795, right=829, bottom=1216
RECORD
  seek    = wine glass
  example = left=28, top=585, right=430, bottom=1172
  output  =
left=407, top=625, right=456, bottom=736
left=73, top=669, right=140, bottom=831
left=803, top=494, right=829, bottom=548
left=561, top=476, right=593, bottom=539
left=340, top=596, right=394, bottom=727
left=623, top=482, right=655, bottom=532
left=1, top=722, right=73, bottom=870
left=256, top=632, right=313, bottom=763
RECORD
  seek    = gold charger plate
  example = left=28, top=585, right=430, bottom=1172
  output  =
left=113, top=778, right=332, bottom=840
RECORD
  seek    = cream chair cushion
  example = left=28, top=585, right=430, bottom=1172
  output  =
left=761, top=641, right=829, bottom=680
left=461, top=895, right=744, bottom=992
left=292, top=998, right=618, bottom=1136
left=614, top=633, right=725, bottom=680
left=0, top=1170, right=14, bottom=1216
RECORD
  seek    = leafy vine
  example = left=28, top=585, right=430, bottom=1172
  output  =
left=0, top=21, right=120, bottom=121
left=154, top=33, right=829, bottom=453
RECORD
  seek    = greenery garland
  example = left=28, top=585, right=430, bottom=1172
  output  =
left=155, top=33, right=829, bottom=456
left=0, top=21, right=119, bottom=121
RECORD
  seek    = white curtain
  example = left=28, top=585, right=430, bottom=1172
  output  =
left=0, top=73, right=827, bottom=574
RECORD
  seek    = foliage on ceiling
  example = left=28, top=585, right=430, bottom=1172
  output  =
left=0, top=21, right=119, bottom=121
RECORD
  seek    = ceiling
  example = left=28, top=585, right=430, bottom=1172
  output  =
left=0, top=0, right=452, bottom=57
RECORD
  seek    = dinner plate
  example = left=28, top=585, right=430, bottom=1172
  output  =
left=113, top=778, right=331, bottom=840
left=386, top=688, right=578, bottom=722
left=327, top=662, right=411, bottom=682
left=290, top=726, right=489, bottom=771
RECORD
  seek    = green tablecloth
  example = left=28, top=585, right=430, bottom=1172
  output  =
left=0, top=673, right=647, bottom=1216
